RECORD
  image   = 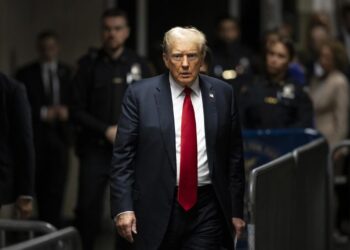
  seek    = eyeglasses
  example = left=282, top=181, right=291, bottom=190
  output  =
left=170, top=53, right=200, bottom=62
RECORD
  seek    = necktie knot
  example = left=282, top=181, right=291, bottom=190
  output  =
left=184, top=87, right=192, bottom=96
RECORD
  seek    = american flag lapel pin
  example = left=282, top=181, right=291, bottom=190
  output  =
left=209, top=91, right=215, bottom=102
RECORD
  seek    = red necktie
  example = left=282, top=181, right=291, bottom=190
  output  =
left=178, top=87, right=197, bottom=211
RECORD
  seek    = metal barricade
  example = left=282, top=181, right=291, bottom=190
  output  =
left=248, top=153, right=296, bottom=250
left=330, top=140, right=350, bottom=185
left=2, top=227, right=81, bottom=250
left=248, top=138, right=330, bottom=250
left=293, top=138, right=329, bottom=250
left=0, top=219, right=57, bottom=248
left=329, top=140, right=350, bottom=245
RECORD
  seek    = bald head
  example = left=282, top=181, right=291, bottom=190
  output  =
left=163, top=27, right=207, bottom=56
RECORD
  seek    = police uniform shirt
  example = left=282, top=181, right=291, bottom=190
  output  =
left=240, top=76, right=313, bottom=129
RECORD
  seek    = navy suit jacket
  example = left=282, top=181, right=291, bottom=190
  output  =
left=0, top=73, right=35, bottom=204
left=110, top=73, right=245, bottom=250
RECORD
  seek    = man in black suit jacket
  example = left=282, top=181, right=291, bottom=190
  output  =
left=0, top=72, right=35, bottom=219
left=110, top=27, right=245, bottom=250
left=16, top=30, right=72, bottom=227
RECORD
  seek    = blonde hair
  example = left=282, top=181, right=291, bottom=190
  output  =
left=162, top=26, right=207, bottom=56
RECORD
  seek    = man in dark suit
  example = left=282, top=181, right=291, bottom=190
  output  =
left=110, top=26, right=245, bottom=250
left=16, top=30, right=72, bottom=227
left=0, top=72, right=35, bottom=219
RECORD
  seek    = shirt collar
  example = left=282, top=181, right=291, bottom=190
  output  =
left=41, top=61, right=58, bottom=71
left=169, top=73, right=200, bottom=98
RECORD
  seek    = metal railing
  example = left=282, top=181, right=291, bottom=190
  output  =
left=248, top=153, right=296, bottom=250
left=330, top=140, right=350, bottom=185
left=2, top=227, right=81, bottom=250
left=0, top=219, right=57, bottom=248
left=248, top=138, right=330, bottom=250
left=329, top=140, right=350, bottom=245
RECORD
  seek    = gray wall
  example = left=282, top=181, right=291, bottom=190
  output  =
left=0, top=0, right=107, bottom=74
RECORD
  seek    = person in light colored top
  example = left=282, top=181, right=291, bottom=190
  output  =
left=309, top=40, right=349, bottom=146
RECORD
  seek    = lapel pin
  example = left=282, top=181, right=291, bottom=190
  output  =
left=209, top=91, right=215, bottom=102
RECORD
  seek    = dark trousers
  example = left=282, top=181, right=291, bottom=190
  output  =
left=75, top=147, right=112, bottom=250
left=35, top=133, right=68, bottom=228
left=159, top=185, right=226, bottom=250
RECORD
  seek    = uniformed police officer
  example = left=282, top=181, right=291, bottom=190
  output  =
left=240, top=37, right=313, bottom=129
left=211, top=15, right=254, bottom=93
left=71, top=9, right=152, bottom=250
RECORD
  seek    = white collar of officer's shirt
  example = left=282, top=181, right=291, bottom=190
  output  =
left=169, top=73, right=200, bottom=99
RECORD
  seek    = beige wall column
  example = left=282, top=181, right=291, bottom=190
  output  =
left=228, top=0, right=240, bottom=18
left=0, top=0, right=105, bottom=75
left=260, top=0, right=282, bottom=33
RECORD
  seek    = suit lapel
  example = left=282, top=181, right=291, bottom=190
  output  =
left=199, top=75, right=217, bottom=173
left=154, top=74, right=176, bottom=174
left=34, top=63, right=47, bottom=104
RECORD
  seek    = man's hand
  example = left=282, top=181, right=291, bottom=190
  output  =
left=115, top=212, right=137, bottom=243
left=56, top=105, right=69, bottom=122
left=105, top=125, right=118, bottom=144
left=232, top=217, right=246, bottom=239
left=15, top=197, right=33, bottom=219
left=41, top=106, right=57, bottom=122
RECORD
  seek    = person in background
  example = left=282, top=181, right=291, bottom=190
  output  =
left=70, top=8, right=152, bottom=250
left=0, top=72, right=35, bottom=219
left=300, top=22, right=331, bottom=82
left=259, top=28, right=306, bottom=86
left=309, top=40, right=350, bottom=241
left=240, top=37, right=313, bottom=129
left=211, top=15, right=253, bottom=93
left=338, top=3, right=350, bottom=80
left=339, top=4, right=350, bottom=61
left=16, top=30, right=72, bottom=228
left=199, top=48, right=212, bottom=74
left=309, top=40, right=349, bottom=147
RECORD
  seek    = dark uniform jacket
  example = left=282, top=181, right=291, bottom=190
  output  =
left=240, top=75, right=314, bottom=129
left=0, top=73, right=35, bottom=204
left=71, top=48, right=152, bottom=154
left=211, top=40, right=254, bottom=93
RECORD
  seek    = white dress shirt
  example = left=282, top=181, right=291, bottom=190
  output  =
left=169, top=74, right=211, bottom=186
left=41, top=61, right=60, bottom=105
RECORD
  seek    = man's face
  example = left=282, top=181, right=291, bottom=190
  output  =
left=218, top=20, right=240, bottom=44
left=266, top=42, right=290, bottom=76
left=102, top=16, right=130, bottom=51
left=38, top=37, right=59, bottom=62
left=163, top=39, right=203, bottom=86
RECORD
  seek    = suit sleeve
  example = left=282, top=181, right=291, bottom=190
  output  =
left=229, top=87, right=245, bottom=219
left=70, top=61, right=109, bottom=135
left=110, top=84, right=139, bottom=218
left=10, top=83, right=35, bottom=197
